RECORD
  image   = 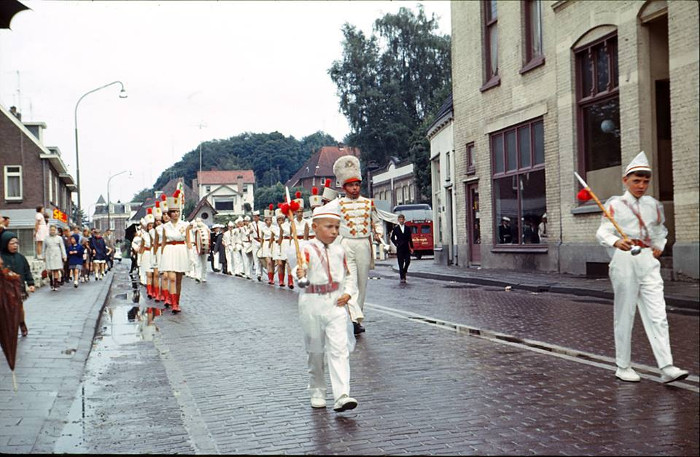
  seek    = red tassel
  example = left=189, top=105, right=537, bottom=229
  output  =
left=280, top=203, right=290, bottom=214
left=312, top=187, right=319, bottom=195
left=577, top=188, right=593, bottom=202
left=290, top=201, right=300, bottom=212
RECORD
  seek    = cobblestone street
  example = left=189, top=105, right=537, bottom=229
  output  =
left=35, top=262, right=699, bottom=455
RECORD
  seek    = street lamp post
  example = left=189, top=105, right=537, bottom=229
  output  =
left=107, top=170, right=131, bottom=233
left=74, top=80, right=127, bottom=226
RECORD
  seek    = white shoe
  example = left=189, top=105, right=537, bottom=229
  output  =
left=615, top=367, right=641, bottom=382
left=661, top=366, right=689, bottom=384
left=333, top=394, right=358, bottom=412
left=310, top=390, right=326, bottom=409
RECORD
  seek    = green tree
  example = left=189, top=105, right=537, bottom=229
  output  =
left=329, top=5, right=451, bottom=196
left=131, top=188, right=153, bottom=203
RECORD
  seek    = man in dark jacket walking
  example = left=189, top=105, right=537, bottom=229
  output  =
left=390, top=214, right=414, bottom=283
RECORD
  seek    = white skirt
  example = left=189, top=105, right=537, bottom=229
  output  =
left=141, top=249, right=153, bottom=272
left=273, top=239, right=291, bottom=260
left=160, top=244, right=190, bottom=272
left=261, top=240, right=274, bottom=259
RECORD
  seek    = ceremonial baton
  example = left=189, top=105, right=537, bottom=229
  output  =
left=574, top=172, right=641, bottom=256
left=285, top=187, right=311, bottom=287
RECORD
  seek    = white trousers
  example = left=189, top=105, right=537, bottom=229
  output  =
left=609, top=249, right=673, bottom=369
left=193, top=254, right=208, bottom=281
left=225, top=248, right=233, bottom=274
left=242, top=251, right=252, bottom=278
left=252, top=250, right=262, bottom=277
left=233, top=249, right=243, bottom=275
left=341, top=237, right=371, bottom=323
left=300, top=294, right=351, bottom=402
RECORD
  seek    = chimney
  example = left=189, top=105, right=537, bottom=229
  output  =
left=237, top=175, right=244, bottom=194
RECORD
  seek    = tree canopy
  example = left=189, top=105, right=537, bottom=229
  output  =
left=328, top=5, right=451, bottom=201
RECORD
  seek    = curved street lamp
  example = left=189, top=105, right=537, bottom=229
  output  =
left=74, top=80, right=128, bottom=226
left=107, top=170, right=131, bottom=233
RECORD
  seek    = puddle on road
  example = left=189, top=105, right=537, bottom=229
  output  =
left=54, top=296, right=162, bottom=452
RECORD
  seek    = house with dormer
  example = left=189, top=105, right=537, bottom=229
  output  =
left=192, top=170, right=255, bottom=216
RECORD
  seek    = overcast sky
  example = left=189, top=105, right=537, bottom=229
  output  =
left=0, top=0, right=450, bottom=214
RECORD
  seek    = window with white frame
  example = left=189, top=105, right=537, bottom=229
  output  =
left=4, top=166, right=22, bottom=200
left=48, top=170, right=54, bottom=203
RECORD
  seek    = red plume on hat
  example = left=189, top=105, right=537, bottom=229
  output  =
left=290, top=201, right=300, bottom=211
left=295, top=191, right=302, bottom=199
left=269, top=204, right=274, bottom=210
left=325, top=179, right=331, bottom=187
left=173, top=189, right=181, bottom=198
left=280, top=202, right=290, bottom=214
left=155, top=201, right=160, bottom=208
left=147, top=208, right=153, bottom=214
left=312, top=187, right=319, bottom=195
left=577, top=189, right=593, bottom=202
left=161, top=194, right=167, bottom=201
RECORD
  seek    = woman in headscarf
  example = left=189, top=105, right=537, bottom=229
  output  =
left=0, top=231, right=35, bottom=337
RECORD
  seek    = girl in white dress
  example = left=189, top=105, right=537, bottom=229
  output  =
left=261, top=215, right=275, bottom=284
left=34, top=206, right=49, bottom=258
left=274, top=213, right=293, bottom=288
left=44, top=225, right=67, bottom=290
left=159, top=193, right=191, bottom=314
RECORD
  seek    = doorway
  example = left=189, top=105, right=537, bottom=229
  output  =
left=466, top=183, right=481, bottom=265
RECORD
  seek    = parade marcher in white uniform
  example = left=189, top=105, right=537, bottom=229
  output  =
left=156, top=206, right=171, bottom=304
left=152, top=202, right=164, bottom=302
left=274, top=210, right=293, bottom=288
left=333, top=155, right=383, bottom=335
left=307, top=186, right=324, bottom=240
left=292, top=191, right=309, bottom=242
left=191, top=217, right=211, bottom=283
left=262, top=206, right=276, bottom=284
left=291, top=201, right=358, bottom=412
left=141, top=211, right=155, bottom=299
left=138, top=218, right=150, bottom=287
left=595, top=151, right=688, bottom=384
left=159, top=190, right=192, bottom=314
left=250, top=211, right=264, bottom=281
left=241, top=215, right=254, bottom=279
left=232, top=217, right=245, bottom=277
left=222, top=222, right=234, bottom=275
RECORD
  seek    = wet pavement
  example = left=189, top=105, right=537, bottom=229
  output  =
left=0, top=260, right=698, bottom=454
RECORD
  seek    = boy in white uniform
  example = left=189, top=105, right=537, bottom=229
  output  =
left=595, top=151, right=688, bottom=384
left=292, top=201, right=358, bottom=412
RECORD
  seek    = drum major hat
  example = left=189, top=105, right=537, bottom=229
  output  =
left=312, top=200, right=341, bottom=221
left=333, top=155, right=362, bottom=185
left=624, top=151, right=652, bottom=176
left=321, top=178, right=338, bottom=201
left=264, top=204, right=274, bottom=219
left=145, top=208, right=155, bottom=225
left=166, top=190, right=182, bottom=210
left=309, top=186, right=323, bottom=208
left=293, top=190, right=304, bottom=210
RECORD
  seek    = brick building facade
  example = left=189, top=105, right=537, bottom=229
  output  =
left=450, top=0, right=698, bottom=278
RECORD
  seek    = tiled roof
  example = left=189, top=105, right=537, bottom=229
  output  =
left=197, top=170, right=255, bottom=185
left=286, top=145, right=360, bottom=187
left=426, top=92, right=453, bottom=135
left=186, top=197, right=218, bottom=221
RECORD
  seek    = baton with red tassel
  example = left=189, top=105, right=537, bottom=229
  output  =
left=574, top=172, right=641, bottom=256
left=282, top=187, right=310, bottom=286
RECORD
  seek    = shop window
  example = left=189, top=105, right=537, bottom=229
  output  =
left=491, top=118, right=546, bottom=245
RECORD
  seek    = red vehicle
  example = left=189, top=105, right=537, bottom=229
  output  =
left=393, top=204, right=434, bottom=259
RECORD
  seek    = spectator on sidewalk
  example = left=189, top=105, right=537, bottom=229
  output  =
left=34, top=206, right=49, bottom=259
left=67, top=234, right=84, bottom=288
left=90, top=229, right=110, bottom=280
left=390, top=214, right=413, bottom=284
left=105, top=228, right=116, bottom=271
left=45, top=225, right=67, bottom=291
left=291, top=202, right=358, bottom=413
left=595, top=151, right=688, bottom=385
left=0, top=230, right=35, bottom=337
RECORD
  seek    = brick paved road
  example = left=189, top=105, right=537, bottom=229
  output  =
left=59, top=267, right=698, bottom=455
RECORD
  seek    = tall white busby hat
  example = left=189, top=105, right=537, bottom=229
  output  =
left=333, top=155, right=362, bottom=186
left=145, top=208, right=155, bottom=225
left=166, top=189, right=182, bottom=211
left=293, top=190, right=305, bottom=210
left=321, top=178, right=338, bottom=201
left=264, top=204, right=274, bottom=219
left=624, top=151, right=652, bottom=176
left=153, top=201, right=163, bottom=220
left=309, top=186, right=323, bottom=208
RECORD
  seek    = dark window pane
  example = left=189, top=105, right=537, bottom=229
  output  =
left=610, top=39, right=618, bottom=89
left=533, top=121, right=544, bottom=164
left=580, top=52, right=594, bottom=97
left=519, top=170, right=546, bottom=244
left=596, top=43, right=610, bottom=92
left=214, top=200, right=234, bottom=211
left=489, top=26, right=498, bottom=76
left=583, top=97, right=621, bottom=171
left=421, top=226, right=431, bottom=234
left=519, top=126, right=531, bottom=168
left=506, top=130, right=517, bottom=171
left=529, top=0, right=542, bottom=57
left=494, top=177, right=518, bottom=244
left=493, top=135, right=504, bottom=173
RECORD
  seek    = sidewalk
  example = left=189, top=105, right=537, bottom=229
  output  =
left=0, top=268, right=114, bottom=453
left=380, top=257, right=699, bottom=313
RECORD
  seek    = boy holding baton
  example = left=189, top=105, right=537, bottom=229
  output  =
left=594, top=152, right=688, bottom=384
left=291, top=201, right=359, bottom=412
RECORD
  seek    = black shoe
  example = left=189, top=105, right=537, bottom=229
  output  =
left=353, top=322, right=365, bottom=335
